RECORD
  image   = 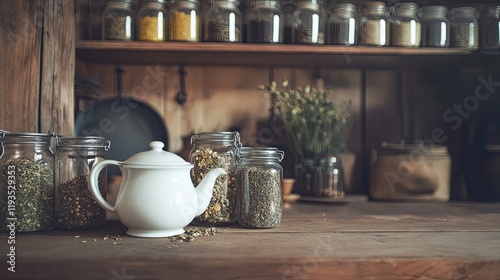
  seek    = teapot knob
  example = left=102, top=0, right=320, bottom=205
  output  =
left=150, top=141, right=165, bottom=152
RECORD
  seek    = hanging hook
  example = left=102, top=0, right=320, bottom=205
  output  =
left=176, top=65, right=187, bottom=106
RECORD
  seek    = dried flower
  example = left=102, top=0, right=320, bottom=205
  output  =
left=259, top=80, right=353, bottom=159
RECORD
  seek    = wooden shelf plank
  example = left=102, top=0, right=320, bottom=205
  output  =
left=76, top=41, right=485, bottom=68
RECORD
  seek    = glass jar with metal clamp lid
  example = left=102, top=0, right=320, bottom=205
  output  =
left=169, top=0, right=201, bottom=41
left=245, top=0, right=284, bottom=43
left=55, top=136, right=111, bottom=230
left=0, top=131, right=56, bottom=233
left=312, top=155, right=344, bottom=198
left=390, top=2, right=422, bottom=47
left=204, top=0, right=243, bottom=42
left=292, top=0, right=326, bottom=44
left=358, top=1, right=390, bottom=46
left=327, top=3, right=357, bottom=45
left=137, top=0, right=168, bottom=41
left=420, top=5, right=450, bottom=47
left=449, top=6, right=479, bottom=49
left=102, top=0, right=135, bottom=40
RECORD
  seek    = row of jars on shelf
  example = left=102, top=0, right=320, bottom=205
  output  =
left=102, top=0, right=500, bottom=49
left=0, top=131, right=287, bottom=232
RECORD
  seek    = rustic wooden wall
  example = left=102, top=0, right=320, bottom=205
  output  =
left=0, top=0, right=75, bottom=135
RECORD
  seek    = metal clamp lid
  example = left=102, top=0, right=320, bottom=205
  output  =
left=0, top=130, right=6, bottom=159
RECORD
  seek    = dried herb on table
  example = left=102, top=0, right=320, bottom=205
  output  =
left=192, top=148, right=236, bottom=225
left=0, top=159, right=54, bottom=232
left=168, top=227, right=218, bottom=242
left=57, top=175, right=106, bottom=230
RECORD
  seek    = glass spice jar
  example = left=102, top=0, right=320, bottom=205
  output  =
left=189, top=131, right=241, bottom=226
left=0, top=131, right=56, bottom=233
left=137, top=0, right=168, bottom=41
left=450, top=7, right=479, bottom=50
left=169, top=0, right=201, bottom=41
left=102, top=0, right=135, bottom=41
left=312, top=155, right=344, bottom=198
left=358, top=1, right=389, bottom=46
left=480, top=6, right=500, bottom=50
left=292, top=0, right=326, bottom=44
left=421, top=5, right=450, bottom=47
left=245, top=0, right=284, bottom=43
left=327, top=3, right=357, bottom=45
left=390, top=2, right=421, bottom=47
left=236, top=147, right=284, bottom=228
left=282, top=0, right=296, bottom=44
left=55, top=136, right=110, bottom=230
left=204, top=0, right=243, bottom=42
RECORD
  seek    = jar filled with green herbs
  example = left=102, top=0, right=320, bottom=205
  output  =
left=0, top=131, right=56, bottom=233
left=449, top=7, right=479, bottom=49
left=102, top=0, right=135, bottom=41
left=236, top=147, right=284, bottom=229
left=190, top=131, right=241, bottom=226
left=55, top=136, right=110, bottom=230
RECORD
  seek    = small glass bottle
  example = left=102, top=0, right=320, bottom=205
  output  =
left=237, top=147, right=284, bottom=228
left=204, top=0, right=243, bottom=42
left=312, top=155, right=344, bottom=198
left=55, top=136, right=110, bottom=230
left=292, top=0, right=326, bottom=44
left=137, top=0, right=168, bottom=41
left=327, top=3, right=357, bottom=45
left=0, top=131, right=55, bottom=233
left=421, top=5, right=450, bottom=47
left=102, top=0, right=135, bottom=41
left=480, top=6, right=500, bottom=49
left=189, top=131, right=241, bottom=226
left=390, top=2, right=421, bottom=47
left=450, top=7, right=479, bottom=49
left=169, top=0, right=201, bottom=41
left=358, top=1, right=390, bottom=46
left=245, top=0, right=284, bottom=43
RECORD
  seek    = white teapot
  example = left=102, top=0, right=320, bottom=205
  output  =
left=88, top=141, right=225, bottom=238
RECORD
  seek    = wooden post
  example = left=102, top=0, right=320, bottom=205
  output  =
left=0, top=0, right=74, bottom=135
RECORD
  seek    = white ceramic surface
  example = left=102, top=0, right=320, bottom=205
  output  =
left=88, top=141, right=226, bottom=238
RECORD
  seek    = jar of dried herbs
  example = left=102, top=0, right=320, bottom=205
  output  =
left=190, top=132, right=241, bottom=226
left=169, top=0, right=201, bottom=41
left=327, top=3, right=357, bottom=46
left=480, top=6, right=500, bottom=50
left=236, top=147, right=284, bottom=229
left=358, top=1, right=390, bottom=46
left=245, top=0, right=283, bottom=43
left=0, top=131, right=56, bottom=233
left=55, top=136, right=110, bottom=230
left=102, top=0, right=135, bottom=41
left=137, top=0, right=168, bottom=41
left=450, top=7, right=479, bottom=50
left=292, top=0, right=326, bottom=44
left=390, top=2, right=421, bottom=47
left=204, top=0, right=242, bottom=42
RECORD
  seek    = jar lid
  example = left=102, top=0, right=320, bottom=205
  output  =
left=318, top=155, right=341, bottom=166
left=0, top=131, right=53, bottom=144
left=421, top=5, right=448, bottom=18
left=57, top=136, right=111, bottom=150
left=451, top=7, right=477, bottom=18
left=191, top=131, right=241, bottom=147
left=237, top=147, right=284, bottom=161
left=122, top=141, right=191, bottom=168
left=377, top=142, right=449, bottom=156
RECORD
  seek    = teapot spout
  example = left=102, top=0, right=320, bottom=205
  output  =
left=195, top=167, right=226, bottom=216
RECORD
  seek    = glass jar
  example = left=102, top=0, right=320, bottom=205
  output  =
left=327, top=3, right=357, bottom=45
left=292, top=0, right=326, bottom=44
left=169, top=0, right=201, bottom=41
left=421, top=5, right=450, bottom=47
left=204, top=0, right=242, bottom=42
left=282, top=0, right=295, bottom=44
left=189, top=131, right=241, bottom=226
left=390, top=2, right=421, bottom=47
left=102, top=0, right=135, bottom=41
left=246, top=0, right=284, bottom=43
left=55, top=136, right=110, bottom=230
left=137, top=0, right=168, bottom=41
left=358, top=1, right=390, bottom=46
left=236, top=147, right=284, bottom=228
left=450, top=7, right=479, bottom=49
left=480, top=6, right=500, bottom=49
left=0, top=131, right=55, bottom=232
left=312, top=155, right=344, bottom=198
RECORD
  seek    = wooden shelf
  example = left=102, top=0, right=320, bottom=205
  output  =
left=4, top=199, right=500, bottom=279
left=75, top=40, right=493, bottom=68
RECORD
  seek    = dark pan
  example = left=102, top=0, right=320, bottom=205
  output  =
left=75, top=96, right=168, bottom=179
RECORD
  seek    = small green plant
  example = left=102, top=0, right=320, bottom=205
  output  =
left=259, top=79, right=353, bottom=159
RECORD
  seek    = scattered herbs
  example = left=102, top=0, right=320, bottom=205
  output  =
left=0, top=159, right=55, bottom=232
left=192, top=148, right=237, bottom=226
left=168, top=227, right=218, bottom=242
left=56, top=175, right=106, bottom=230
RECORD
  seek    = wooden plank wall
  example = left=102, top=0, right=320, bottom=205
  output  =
left=0, top=0, right=74, bottom=135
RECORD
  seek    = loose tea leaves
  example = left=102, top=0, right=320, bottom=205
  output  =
left=57, top=175, right=106, bottom=230
left=237, top=166, right=282, bottom=228
left=0, top=159, right=54, bottom=232
left=192, top=148, right=236, bottom=225
left=168, top=227, right=218, bottom=242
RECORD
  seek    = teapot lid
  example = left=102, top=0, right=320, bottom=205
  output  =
left=122, top=141, right=192, bottom=168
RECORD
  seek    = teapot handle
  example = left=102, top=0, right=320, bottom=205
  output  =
left=89, top=160, right=120, bottom=212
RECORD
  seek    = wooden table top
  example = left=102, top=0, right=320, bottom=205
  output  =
left=1, top=196, right=500, bottom=280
